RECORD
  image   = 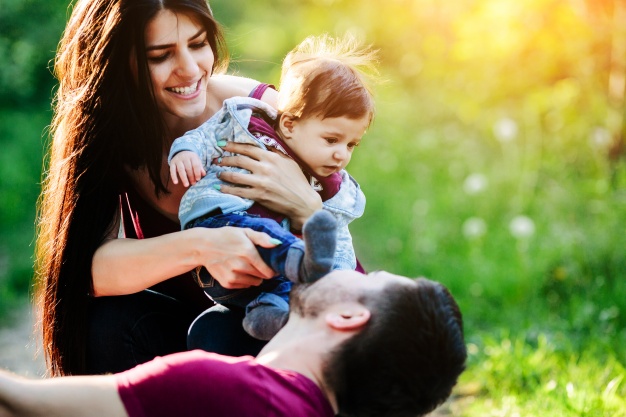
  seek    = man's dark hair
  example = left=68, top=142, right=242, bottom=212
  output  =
left=324, top=278, right=467, bottom=417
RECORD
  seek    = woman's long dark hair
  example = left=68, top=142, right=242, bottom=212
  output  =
left=36, top=0, right=228, bottom=375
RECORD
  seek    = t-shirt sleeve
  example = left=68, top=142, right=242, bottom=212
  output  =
left=116, top=350, right=334, bottom=417
left=116, top=351, right=257, bottom=417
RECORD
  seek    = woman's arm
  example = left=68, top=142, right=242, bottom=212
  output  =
left=91, top=227, right=277, bottom=296
left=0, top=371, right=126, bottom=417
left=215, top=142, right=323, bottom=231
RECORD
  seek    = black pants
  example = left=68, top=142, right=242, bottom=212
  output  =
left=85, top=290, right=266, bottom=374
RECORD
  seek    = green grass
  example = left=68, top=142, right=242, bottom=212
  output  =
left=345, top=83, right=626, bottom=416
left=453, top=330, right=626, bottom=416
left=0, top=104, right=48, bottom=322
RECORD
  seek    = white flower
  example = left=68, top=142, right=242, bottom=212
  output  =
left=412, top=200, right=429, bottom=217
left=493, top=117, right=518, bottom=142
left=599, top=306, right=619, bottom=321
left=463, top=173, right=488, bottom=195
left=589, top=127, right=612, bottom=150
left=463, top=217, right=487, bottom=240
left=509, top=215, right=535, bottom=239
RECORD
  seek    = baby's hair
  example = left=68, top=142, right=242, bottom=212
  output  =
left=278, top=33, right=379, bottom=125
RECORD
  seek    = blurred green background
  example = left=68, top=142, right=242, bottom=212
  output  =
left=1, top=0, right=625, bottom=414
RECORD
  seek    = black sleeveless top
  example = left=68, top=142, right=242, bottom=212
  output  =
left=120, top=186, right=214, bottom=314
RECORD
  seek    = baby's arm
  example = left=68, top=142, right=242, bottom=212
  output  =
left=170, top=151, right=207, bottom=187
left=168, top=115, right=225, bottom=182
left=333, top=224, right=357, bottom=270
left=322, top=170, right=366, bottom=270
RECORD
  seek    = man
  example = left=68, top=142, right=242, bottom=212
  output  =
left=0, top=270, right=466, bottom=417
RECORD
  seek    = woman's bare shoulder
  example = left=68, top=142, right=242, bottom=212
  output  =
left=210, top=75, right=257, bottom=99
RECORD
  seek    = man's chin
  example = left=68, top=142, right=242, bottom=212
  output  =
left=289, top=283, right=317, bottom=317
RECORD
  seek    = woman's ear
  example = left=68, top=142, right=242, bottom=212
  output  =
left=325, top=305, right=371, bottom=331
left=278, top=112, right=296, bottom=140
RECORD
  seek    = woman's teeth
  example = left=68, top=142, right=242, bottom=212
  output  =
left=169, top=83, right=198, bottom=95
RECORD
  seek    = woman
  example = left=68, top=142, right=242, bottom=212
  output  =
left=36, top=0, right=324, bottom=376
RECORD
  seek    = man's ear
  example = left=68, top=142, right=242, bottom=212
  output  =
left=325, top=305, right=371, bottom=331
left=278, top=112, right=296, bottom=140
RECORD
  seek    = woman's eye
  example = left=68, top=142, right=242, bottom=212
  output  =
left=147, top=54, right=169, bottom=63
left=190, top=40, right=209, bottom=49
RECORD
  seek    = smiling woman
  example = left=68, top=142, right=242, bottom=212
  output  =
left=35, top=0, right=325, bottom=377
left=143, top=11, right=217, bottom=126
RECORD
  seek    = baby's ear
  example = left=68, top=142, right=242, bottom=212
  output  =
left=278, top=112, right=296, bottom=139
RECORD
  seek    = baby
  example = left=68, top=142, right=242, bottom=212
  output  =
left=169, top=34, right=377, bottom=340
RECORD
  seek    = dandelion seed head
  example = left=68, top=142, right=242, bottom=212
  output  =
left=509, top=215, right=535, bottom=239
left=463, top=217, right=487, bottom=240
left=463, top=173, right=488, bottom=195
left=493, top=117, right=518, bottom=142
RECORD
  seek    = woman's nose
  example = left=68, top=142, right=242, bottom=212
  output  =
left=175, top=50, right=199, bottom=77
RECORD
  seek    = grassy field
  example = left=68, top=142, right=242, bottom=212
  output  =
left=0, top=106, right=48, bottom=321
left=349, top=83, right=626, bottom=416
left=1, top=0, right=625, bottom=415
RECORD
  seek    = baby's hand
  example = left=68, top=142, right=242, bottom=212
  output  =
left=170, top=151, right=206, bottom=187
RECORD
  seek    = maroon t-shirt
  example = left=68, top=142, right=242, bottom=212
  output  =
left=116, top=350, right=335, bottom=417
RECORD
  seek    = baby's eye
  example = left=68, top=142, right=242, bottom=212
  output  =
left=348, top=142, right=360, bottom=149
left=325, top=138, right=338, bottom=144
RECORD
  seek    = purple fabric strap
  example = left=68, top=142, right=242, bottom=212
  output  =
left=249, top=83, right=272, bottom=100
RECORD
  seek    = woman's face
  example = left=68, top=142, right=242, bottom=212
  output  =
left=144, top=9, right=214, bottom=124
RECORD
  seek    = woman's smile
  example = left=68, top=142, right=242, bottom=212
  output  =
left=167, top=79, right=202, bottom=96
left=145, top=10, right=215, bottom=124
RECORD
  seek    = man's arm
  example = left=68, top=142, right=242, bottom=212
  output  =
left=0, top=370, right=127, bottom=417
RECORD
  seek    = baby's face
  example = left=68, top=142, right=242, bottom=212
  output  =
left=285, top=114, right=369, bottom=177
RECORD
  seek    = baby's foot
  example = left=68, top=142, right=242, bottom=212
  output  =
left=298, top=210, right=337, bottom=283
left=243, top=306, right=289, bottom=341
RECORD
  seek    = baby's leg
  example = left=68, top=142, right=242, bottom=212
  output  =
left=292, top=210, right=337, bottom=283
left=242, top=306, right=289, bottom=341
left=243, top=290, right=290, bottom=341
left=191, top=211, right=337, bottom=285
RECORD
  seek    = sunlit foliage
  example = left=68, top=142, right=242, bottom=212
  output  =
left=0, top=0, right=624, bottom=413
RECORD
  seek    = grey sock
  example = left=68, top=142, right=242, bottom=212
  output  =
left=298, top=210, right=337, bottom=284
left=242, top=306, right=289, bottom=341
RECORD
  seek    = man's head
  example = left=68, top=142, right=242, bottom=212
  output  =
left=290, top=271, right=467, bottom=417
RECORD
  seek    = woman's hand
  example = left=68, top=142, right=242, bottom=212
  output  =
left=92, top=226, right=278, bottom=296
left=215, top=142, right=323, bottom=230
left=197, top=226, right=278, bottom=289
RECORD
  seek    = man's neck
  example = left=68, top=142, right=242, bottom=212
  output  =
left=255, top=316, right=339, bottom=413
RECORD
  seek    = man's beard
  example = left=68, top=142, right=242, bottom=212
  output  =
left=288, top=283, right=317, bottom=317
left=289, top=278, right=362, bottom=319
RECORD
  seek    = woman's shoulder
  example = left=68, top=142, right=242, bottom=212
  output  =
left=210, top=75, right=258, bottom=99
left=209, top=75, right=277, bottom=107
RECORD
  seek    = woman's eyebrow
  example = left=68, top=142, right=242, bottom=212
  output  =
left=146, top=28, right=206, bottom=51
